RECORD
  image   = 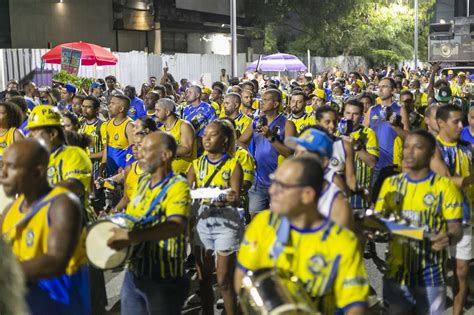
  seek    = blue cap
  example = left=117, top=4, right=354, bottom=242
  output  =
left=284, top=128, right=333, bottom=158
left=64, top=83, right=76, bottom=94
left=91, top=82, right=102, bottom=89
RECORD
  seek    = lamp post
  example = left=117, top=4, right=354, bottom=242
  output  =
left=230, top=0, right=238, bottom=77
left=414, top=0, right=418, bottom=69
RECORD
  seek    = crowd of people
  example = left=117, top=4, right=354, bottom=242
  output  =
left=0, top=63, right=473, bottom=315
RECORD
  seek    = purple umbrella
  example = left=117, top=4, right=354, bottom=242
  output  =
left=246, top=53, right=307, bottom=72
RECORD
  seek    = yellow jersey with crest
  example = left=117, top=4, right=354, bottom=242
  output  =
left=159, top=118, right=197, bottom=175
left=126, top=172, right=191, bottom=280
left=125, top=161, right=143, bottom=199
left=375, top=172, right=463, bottom=286
left=238, top=211, right=369, bottom=313
left=48, top=144, right=94, bottom=222
left=220, top=112, right=253, bottom=138
left=0, top=127, right=20, bottom=160
left=106, top=117, right=133, bottom=150
left=192, top=153, right=239, bottom=189
left=288, top=113, right=315, bottom=134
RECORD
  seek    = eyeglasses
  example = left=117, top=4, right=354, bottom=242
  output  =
left=269, top=173, right=305, bottom=190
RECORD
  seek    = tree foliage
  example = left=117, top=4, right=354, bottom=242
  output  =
left=245, top=0, right=435, bottom=67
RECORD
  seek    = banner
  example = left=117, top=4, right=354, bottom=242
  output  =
left=61, top=47, right=82, bottom=75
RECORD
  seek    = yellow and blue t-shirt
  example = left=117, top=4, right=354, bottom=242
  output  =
left=375, top=172, right=463, bottom=286
left=235, top=147, right=255, bottom=184
left=288, top=113, right=315, bottom=134
left=126, top=172, right=191, bottom=280
left=349, top=126, right=379, bottom=209
left=79, top=118, right=107, bottom=179
left=0, top=127, right=21, bottom=160
left=2, top=186, right=90, bottom=314
left=48, top=144, right=94, bottom=222
left=436, top=136, right=474, bottom=224
left=159, top=118, right=197, bottom=175
left=124, top=161, right=143, bottom=199
left=192, top=153, right=239, bottom=189
left=105, top=117, right=133, bottom=175
left=237, top=211, right=369, bottom=314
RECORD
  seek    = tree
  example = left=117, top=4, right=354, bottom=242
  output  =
left=245, top=0, right=435, bottom=67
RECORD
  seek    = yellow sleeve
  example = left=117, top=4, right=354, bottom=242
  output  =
left=374, top=177, right=391, bottom=213
left=441, top=178, right=464, bottom=222
left=237, top=211, right=269, bottom=271
left=100, top=122, right=107, bottom=146
left=393, top=137, right=403, bottom=168
left=237, top=149, right=255, bottom=183
left=333, top=233, right=369, bottom=309
left=165, top=179, right=191, bottom=219
left=62, top=148, right=92, bottom=190
left=365, top=128, right=379, bottom=157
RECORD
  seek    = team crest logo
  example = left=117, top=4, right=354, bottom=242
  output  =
left=26, top=229, right=35, bottom=247
left=330, top=157, right=339, bottom=167
left=47, top=166, right=56, bottom=178
left=308, top=254, right=327, bottom=275
left=423, top=193, right=435, bottom=206
left=114, top=133, right=119, bottom=141
left=222, top=170, right=231, bottom=180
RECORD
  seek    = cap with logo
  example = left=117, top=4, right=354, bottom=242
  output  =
left=26, top=105, right=63, bottom=129
left=284, top=128, right=333, bottom=158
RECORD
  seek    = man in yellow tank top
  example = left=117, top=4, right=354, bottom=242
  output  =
left=0, top=139, right=90, bottom=315
left=104, top=95, right=134, bottom=176
left=155, top=98, right=196, bottom=175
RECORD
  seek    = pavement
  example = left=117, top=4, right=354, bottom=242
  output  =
left=103, top=243, right=474, bottom=315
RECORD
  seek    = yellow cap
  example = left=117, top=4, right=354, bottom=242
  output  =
left=448, top=70, right=454, bottom=74
left=202, top=86, right=212, bottom=94
left=354, top=79, right=364, bottom=90
left=309, top=88, right=326, bottom=100
left=457, top=72, right=466, bottom=77
left=26, top=105, right=63, bottom=130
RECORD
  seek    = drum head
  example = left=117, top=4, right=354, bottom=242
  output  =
left=86, top=220, right=130, bottom=270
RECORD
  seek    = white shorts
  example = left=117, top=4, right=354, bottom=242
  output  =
left=449, top=226, right=473, bottom=261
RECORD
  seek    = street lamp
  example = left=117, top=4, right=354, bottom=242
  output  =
left=414, top=0, right=418, bottom=69
left=230, top=0, right=237, bottom=77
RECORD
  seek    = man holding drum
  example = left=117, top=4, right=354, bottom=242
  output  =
left=234, top=156, right=369, bottom=315
left=0, top=139, right=90, bottom=315
left=107, top=131, right=191, bottom=315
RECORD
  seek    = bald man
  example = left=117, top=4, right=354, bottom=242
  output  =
left=107, top=131, right=192, bottom=315
left=0, top=139, right=90, bottom=315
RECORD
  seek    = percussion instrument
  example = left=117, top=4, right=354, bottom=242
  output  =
left=361, top=209, right=432, bottom=241
left=85, top=214, right=135, bottom=270
left=239, top=268, right=319, bottom=315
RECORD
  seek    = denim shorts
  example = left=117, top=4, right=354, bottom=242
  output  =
left=383, top=279, right=446, bottom=315
left=248, top=183, right=270, bottom=214
left=194, top=204, right=244, bottom=253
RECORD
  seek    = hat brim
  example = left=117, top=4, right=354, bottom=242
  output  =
left=284, top=136, right=303, bottom=150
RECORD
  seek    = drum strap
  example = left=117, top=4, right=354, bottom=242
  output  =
left=269, top=216, right=290, bottom=261
left=122, top=173, right=180, bottom=225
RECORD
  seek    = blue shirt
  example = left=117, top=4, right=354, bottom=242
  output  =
left=461, top=127, right=474, bottom=145
left=369, top=102, right=401, bottom=171
left=182, top=102, right=216, bottom=137
left=253, top=114, right=287, bottom=188
left=128, top=97, right=146, bottom=120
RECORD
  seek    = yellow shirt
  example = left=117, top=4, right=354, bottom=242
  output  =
left=0, top=127, right=20, bottom=159
left=48, top=145, right=94, bottom=222
left=159, top=118, right=197, bottom=175
left=375, top=172, right=463, bottom=285
left=288, top=113, right=315, bottom=134
left=192, top=153, right=239, bottom=189
left=235, top=147, right=255, bottom=184
left=220, top=112, right=253, bottom=137
left=238, top=211, right=369, bottom=313
left=124, top=161, right=143, bottom=199
left=126, top=172, right=191, bottom=280
left=106, top=117, right=133, bottom=150
left=2, top=186, right=86, bottom=275
left=79, top=119, right=107, bottom=155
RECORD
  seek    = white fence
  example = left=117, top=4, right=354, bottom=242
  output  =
left=0, top=49, right=366, bottom=90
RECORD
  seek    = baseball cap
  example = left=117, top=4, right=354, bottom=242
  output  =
left=91, top=82, right=102, bottom=89
left=354, top=79, right=364, bottom=90
left=202, top=86, right=212, bottom=94
left=435, top=86, right=452, bottom=103
left=284, top=128, right=333, bottom=158
left=309, top=88, right=326, bottom=100
left=448, top=70, right=454, bottom=75
left=457, top=72, right=466, bottom=77
left=64, top=83, right=76, bottom=94
left=26, top=105, right=63, bottom=129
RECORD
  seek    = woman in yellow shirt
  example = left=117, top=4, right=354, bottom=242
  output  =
left=187, top=119, right=243, bottom=315
left=0, top=101, right=24, bottom=165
